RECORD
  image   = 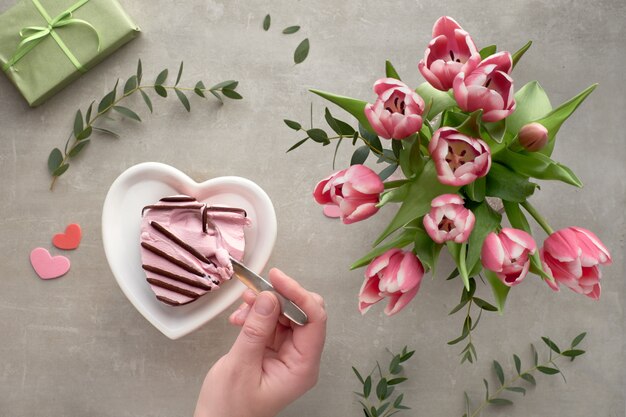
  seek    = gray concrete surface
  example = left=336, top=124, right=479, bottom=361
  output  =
left=0, top=0, right=624, bottom=416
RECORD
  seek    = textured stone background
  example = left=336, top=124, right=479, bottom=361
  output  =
left=0, top=0, right=624, bottom=416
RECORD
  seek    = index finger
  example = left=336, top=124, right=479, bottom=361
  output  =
left=269, top=268, right=327, bottom=360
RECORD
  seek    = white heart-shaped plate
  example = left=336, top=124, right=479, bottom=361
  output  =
left=102, top=162, right=277, bottom=339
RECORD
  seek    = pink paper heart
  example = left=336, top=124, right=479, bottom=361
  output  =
left=30, top=247, right=71, bottom=280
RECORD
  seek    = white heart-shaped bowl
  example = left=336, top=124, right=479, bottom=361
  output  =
left=102, top=162, right=277, bottom=339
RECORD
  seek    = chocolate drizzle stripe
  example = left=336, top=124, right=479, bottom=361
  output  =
left=160, top=196, right=197, bottom=202
left=146, top=278, right=202, bottom=299
left=156, top=295, right=183, bottom=306
left=142, top=204, right=204, bottom=216
left=141, top=242, right=205, bottom=277
left=150, top=221, right=214, bottom=265
left=142, top=264, right=212, bottom=291
left=207, top=206, right=247, bottom=217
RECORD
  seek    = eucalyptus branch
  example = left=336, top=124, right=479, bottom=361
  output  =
left=447, top=276, right=498, bottom=364
left=463, top=332, right=588, bottom=417
left=284, top=106, right=400, bottom=179
left=353, top=346, right=415, bottom=417
left=47, top=59, right=243, bottom=190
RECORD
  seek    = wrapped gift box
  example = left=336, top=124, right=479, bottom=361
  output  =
left=0, top=0, right=140, bottom=106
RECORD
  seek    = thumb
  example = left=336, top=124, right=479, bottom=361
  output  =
left=229, top=291, right=280, bottom=368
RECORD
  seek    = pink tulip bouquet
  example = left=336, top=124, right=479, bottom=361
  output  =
left=286, top=16, right=612, bottom=362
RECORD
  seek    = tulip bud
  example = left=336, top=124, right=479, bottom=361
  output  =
left=518, top=122, right=548, bottom=152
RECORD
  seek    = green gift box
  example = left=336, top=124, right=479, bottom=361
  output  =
left=0, top=0, right=140, bottom=106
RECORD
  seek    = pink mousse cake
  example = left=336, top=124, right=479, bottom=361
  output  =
left=140, top=195, right=250, bottom=306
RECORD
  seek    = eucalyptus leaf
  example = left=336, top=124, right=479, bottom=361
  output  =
left=294, top=38, right=310, bottom=64
left=124, top=75, right=138, bottom=95
left=113, top=106, right=142, bottom=122
left=73, top=109, right=83, bottom=138
left=194, top=81, right=206, bottom=98
left=222, top=89, right=243, bottom=100
left=387, top=377, right=407, bottom=385
left=210, top=90, right=223, bottom=103
left=351, top=145, right=370, bottom=165
left=352, top=366, right=365, bottom=384
left=537, top=366, right=560, bottom=375
left=263, top=14, right=271, bottom=31
left=561, top=349, right=585, bottom=357
left=76, top=126, right=92, bottom=141
left=85, top=101, right=94, bottom=123
left=514, top=354, right=522, bottom=375
left=93, top=127, right=120, bottom=138
left=363, top=376, right=372, bottom=397
left=211, top=80, right=238, bottom=90
left=52, top=163, right=70, bottom=177
left=541, top=337, right=561, bottom=354
left=473, top=297, right=498, bottom=312
left=48, top=148, right=63, bottom=173
left=98, top=80, right=118, bottom=113
left=571, top=332, right=587, bottom=348
left=136, top=59, right=143, bottom=84
left=378, top=163, right=398, bottom=181
left=140, top=90, right=153, bottom=113
left=68, top=139, right=90, bottom=157
left=307, top=128, right=329, bottom=143
left=175, top=89, right=191, bottom=111
left=488, top=398, right=513, bottom=406
left=155, top=69, right=168, bottom=86
left=493, top=360, right=505, bottom=385
left=286, top=137, right=308, bottom=153
left=284, top=119, right=302, bottom=130
left=154, top=85, right=168, bottom=97
left=175, top=61, right=184, bottom=86
left=282, top=25, right=300, bottom=34
left=521, top=373, right=536, bottom=385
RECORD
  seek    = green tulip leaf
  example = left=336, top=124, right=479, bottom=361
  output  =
left=310, top=89, right=373, bottom=133
left=479, top=45, right=497, bottom=60
left=486, top=162, right=538, bottom=202
left=535, top=83, right=597, bottom=156
left=495, top=148, right=583, bottom=187
left=484, top=269, right=510, bottom=313
left=415, top=82, right=457, bottom=119
left=413, top=226, right=442, bottom=273
left=511, top=40, right=532, bottom=69
left=374, top=160, right=458, bottom=246
left=465, top=201, right=501, bottom=277
left=385, top=60, right=401, bottom=80
left=351, top=229, right=415, bottom=270
left=505, top=81, right=552, bottom=136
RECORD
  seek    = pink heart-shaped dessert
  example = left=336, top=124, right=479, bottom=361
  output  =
left=140, top=195, right=250, bottom=306
left=30, top=247, right=71, bottom=279
left=102, top=162, right=277, bottom=339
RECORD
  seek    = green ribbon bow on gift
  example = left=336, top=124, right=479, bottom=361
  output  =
left=2, top=0, right=101, bottom=73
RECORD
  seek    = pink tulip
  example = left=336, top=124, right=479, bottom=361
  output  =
left=359, top=249, right=424, bottom=316
left=453, top=52, right=516, bottom=122
left=423, top=194, right=475, bottom=243
left=418, top=16, right=481, bottom=91
left=364, top=78, right=425, bottom=140
left=481, top=228, right=537, bottom=286
left=541, top=227, right=612, bottom=300
left=429, top=127, right=491, bottom=186
left=313, top=164, right=384, bottom=224
left=518, top=122, right=549, bottom=152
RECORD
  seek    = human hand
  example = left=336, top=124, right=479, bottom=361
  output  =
left=194, top=268, right=327, bottom=417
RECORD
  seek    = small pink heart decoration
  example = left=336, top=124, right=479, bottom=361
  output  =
left=30, top=247, right=71, bottom=280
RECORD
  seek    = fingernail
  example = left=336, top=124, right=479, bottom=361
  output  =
left=254, top=292, right=276, bottom=316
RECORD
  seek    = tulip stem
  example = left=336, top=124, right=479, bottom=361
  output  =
left=520, top=201, right=554, bottom=235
